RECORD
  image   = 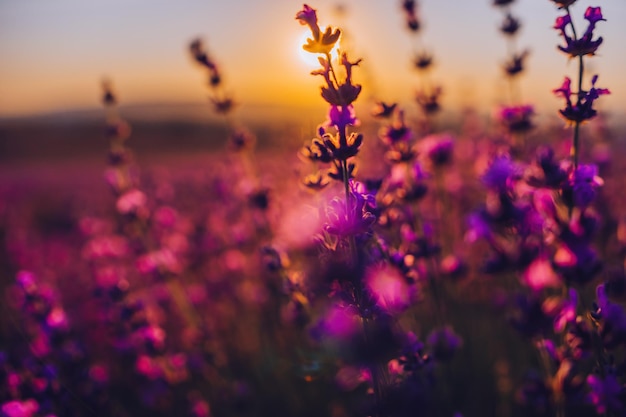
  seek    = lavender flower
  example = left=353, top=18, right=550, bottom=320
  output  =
left=554, top=7, right=606, bottom=57
left=554, top=75, right=610, bottom=124
left=296, top=4, right=341, bottom=54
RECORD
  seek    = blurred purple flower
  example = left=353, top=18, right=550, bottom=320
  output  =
left=500, top=13, right=521, bottom=36
left=326, top=105, right=358, bottom=131
left=497, top=104, right=534, bottom=133
left=587, top=372, right=624, bottom=414
left=426, top=326, right=462, bottom=362
left=591, top=284, right=626, bottom=349
left=419, top=133, right=455, bottom=167
left=480, top=155, right=523, bottom=193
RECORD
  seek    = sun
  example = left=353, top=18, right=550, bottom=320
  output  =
left=296, top=28, right=341, bottom=69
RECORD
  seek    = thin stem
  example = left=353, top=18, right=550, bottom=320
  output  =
left=572, top=55, right=584, bottom=171
left=565, top=6, right=583, bottom=171
left=325, top=52, right=341, bottom=93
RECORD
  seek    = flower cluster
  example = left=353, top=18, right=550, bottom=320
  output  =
left=554, top=75, right=610, bottom=124
left=554, top=6, right=605, bottom=58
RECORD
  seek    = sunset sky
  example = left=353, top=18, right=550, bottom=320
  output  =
left=1, top=0, right=625, bottom=123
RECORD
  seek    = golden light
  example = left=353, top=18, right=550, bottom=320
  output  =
left=296, top=28, right=341, bottom=70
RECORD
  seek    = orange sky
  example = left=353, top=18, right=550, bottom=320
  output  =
left=1, top=0, right=625, bottom=123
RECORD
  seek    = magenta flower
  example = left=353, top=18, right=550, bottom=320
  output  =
left=326, top=105, right=358, bottom=131
left=584, top=6, right=606, bottom=28
left=553, top=14, right=571, bottom=31
left=1, top=400, right=39, bottom=417
left=523, top=255, right=561, bottom=292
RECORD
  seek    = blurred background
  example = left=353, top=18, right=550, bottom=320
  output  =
left=1, top=0, right=625, bottom=164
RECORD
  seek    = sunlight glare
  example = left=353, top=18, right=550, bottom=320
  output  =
left=296, top=28, right=340, bottom=69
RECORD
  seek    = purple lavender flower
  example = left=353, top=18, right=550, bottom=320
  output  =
left=560, top=163, right=604, bottom=209
left=500, top=13, right=521, bottom=36
left=497, top=104, right=534, bottom=133
left=326, top=105, right=358, bottom=131
left=591, top=284, right=626, bottom=349
left=554, top=7, right=605, bottom=57
left=480, top=154, right=523, bottom=193
left=554, top=75, right=610, bottom=124
left=325, top=190, right=376, bottom=237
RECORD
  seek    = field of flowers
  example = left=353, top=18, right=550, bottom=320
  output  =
left=2, top=1, right=626, bottom=416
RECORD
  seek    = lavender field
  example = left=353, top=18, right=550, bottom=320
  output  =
left=2, top=1, right=626, bottom=416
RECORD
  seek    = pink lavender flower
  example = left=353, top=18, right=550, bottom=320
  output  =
left=565, top=163, right=604, bottom=209
left=1, top=399, right=39, bottom=417
left=480, top=154, right=523, bottom=193
left=326, top=105, right=358, bottom=131
left=591, top=284, right=626, bottom=349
